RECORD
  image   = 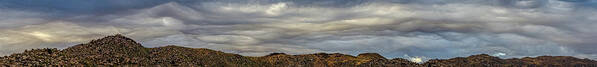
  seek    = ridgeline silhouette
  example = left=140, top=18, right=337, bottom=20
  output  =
left=1, top=35, right=596, bottom=66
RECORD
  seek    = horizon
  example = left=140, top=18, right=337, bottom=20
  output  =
left=15, top=34, right=594, bottom=64
left=1, top=0, right=597, bottom=62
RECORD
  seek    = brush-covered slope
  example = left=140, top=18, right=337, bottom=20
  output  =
left=1, top=35, right=596, bottom=67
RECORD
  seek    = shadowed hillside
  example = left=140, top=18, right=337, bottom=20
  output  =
left=1, top=35, right=596, bottom=66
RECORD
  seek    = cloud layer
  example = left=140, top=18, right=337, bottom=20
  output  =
left=1, top=0, right=597, bottom=61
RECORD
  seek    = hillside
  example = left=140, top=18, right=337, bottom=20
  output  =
left=1, top=35, right=596, bottom=66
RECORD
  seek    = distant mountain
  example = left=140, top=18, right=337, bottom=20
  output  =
left=1, top=35, right=596, bottom=66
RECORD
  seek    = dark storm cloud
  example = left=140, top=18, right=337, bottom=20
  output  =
left=0, top=0, right=169, bottom=14
left=1, top=0, right=597, bottom=62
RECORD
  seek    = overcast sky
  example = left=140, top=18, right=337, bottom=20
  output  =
left=1, top=0, right=597, bottom=62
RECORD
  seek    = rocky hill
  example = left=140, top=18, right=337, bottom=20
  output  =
left=1, top=35, right=596, bottom=66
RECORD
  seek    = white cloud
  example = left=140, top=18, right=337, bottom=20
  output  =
left=492, top=53, right=507, bottom=56
left=197, top=35, right=261, bottom=45
left=265, top=3, right=288, bottom=16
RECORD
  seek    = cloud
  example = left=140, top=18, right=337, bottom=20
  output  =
left=197, top=35, right=261, bottom=45
left=492, top=53, right=507, bottom=56
left=1, top=0, right=597, bottom=60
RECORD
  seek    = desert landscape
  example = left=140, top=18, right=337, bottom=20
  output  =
left=1, top=35, right=596, bottom=66
left=2, top=0, right=597, bottom=67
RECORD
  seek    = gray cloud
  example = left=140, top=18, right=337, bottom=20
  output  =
left=1, top=0, right=597, bottom=61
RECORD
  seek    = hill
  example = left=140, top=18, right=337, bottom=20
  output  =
left=1, top=35, right=596, bottom=66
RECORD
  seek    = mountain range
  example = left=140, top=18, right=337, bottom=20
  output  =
left=1, top=34, right=596, bottom=66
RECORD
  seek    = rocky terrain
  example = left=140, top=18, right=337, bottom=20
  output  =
left=1, top=34, right=596, bottom=66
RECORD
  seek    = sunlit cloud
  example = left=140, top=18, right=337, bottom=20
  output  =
left=492, top=53, right=507, bottom=56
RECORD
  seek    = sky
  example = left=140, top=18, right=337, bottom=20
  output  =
left=1, top=0, right=597, bottom=62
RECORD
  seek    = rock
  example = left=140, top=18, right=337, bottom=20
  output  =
left=357, top=53, right=385, bottom=59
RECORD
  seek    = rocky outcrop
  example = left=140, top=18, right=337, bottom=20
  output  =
left=357, top=53, right=385, bottom=59
left=1, top=35, right=596, bottom=67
